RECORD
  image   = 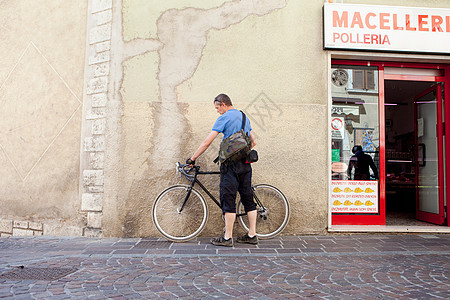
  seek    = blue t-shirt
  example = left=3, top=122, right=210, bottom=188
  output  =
left=212, top=109, right=252, bottom=140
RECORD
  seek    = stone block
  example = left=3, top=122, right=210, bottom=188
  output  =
left=92, top=119, right=106, bottom=135
left=81, top=193, right=103, bottom=211
left=89, top=24, right=111, bottom=44
left=12, top=228, right=34, bottom=236
left=88, top=106, right=106, bottom=116
left=43, top=224, right=83, bottom=236
left=92, top=62, right=110, bottom=77
left=95, top=10, right=112, bottom=25
left=86, top=111, right=106, bottom=120
left=29, top=222, right=43, bottom=231
left=87, top=212, right=102, bottom=228
left=84, top=228, right=102, bottom=238
left=91, top=93, right=107, bottom=107
left=0, top=233, right=12, bottom=237
left=84, top=136, right=105, bottom=152
left=88, top=186, right=104, bottom=193
left=96, top=41, right=111, bottom=53
left=94, top=106, right=106, bottom=112
left=83, top=170, right=104, bottom=186
left=33, top=230, right=43, bottom=236
left=13, top=220, right=29, bottom=229
left=89, top=152, right=104, bottom=169
left=88, top=51, right=110, bottom=65
left=91, top=0, right=112, bottom=13
left=0, top=219, right=13, bottom=233
left=86, top=76, right=108, bottom=94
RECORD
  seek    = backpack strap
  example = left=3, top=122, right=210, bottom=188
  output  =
left=240, top=111, right=246, bottom=131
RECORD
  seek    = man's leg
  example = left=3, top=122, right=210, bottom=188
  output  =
left=220, top=164, right=238, bottom=240
left=247, top=210, right=257, bottom=237
left=236, top=162, right=258, bottom=244
left=224, top=212, right=236, bottom=240
left=237, top=162, right=255, bottom=236
left=236, top=208, right=258, bottom=244
left=211, top=163, right=237, bottom=246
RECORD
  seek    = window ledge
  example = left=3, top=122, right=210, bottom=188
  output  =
left=347, top=89, right=378, bottom=94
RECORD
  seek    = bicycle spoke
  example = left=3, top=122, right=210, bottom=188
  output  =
left=237, top=184, right=289, bottom=239
left=152, top=185, right=208, bottom=242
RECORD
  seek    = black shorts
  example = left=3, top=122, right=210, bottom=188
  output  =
left=220, top=160, right=256, bottom=214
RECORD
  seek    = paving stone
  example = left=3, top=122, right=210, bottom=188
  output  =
left=0, top=235, right=449, bottom=299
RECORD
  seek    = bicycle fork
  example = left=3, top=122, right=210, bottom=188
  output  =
left=178, top=182, right=195, bottom=214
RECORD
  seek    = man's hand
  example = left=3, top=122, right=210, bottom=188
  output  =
left=186, top=158, right=195, bottom=166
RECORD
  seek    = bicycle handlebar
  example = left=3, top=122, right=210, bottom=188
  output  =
left=176, top=162, right=196, bottom=180
left=176, top=162, right=221, bottom=180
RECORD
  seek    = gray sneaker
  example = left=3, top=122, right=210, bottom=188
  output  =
left=236, top=234, right=258, bottom=244
left=211, top=236, right=233, bottom=247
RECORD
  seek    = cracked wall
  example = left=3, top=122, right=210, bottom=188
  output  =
left=106, top=0, right=331, bottom=237
left=113, top=0, right=449, bottom=237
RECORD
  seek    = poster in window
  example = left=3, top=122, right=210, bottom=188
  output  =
left=332, top=149, right=340, bottom=162
left=331, top=180, right=378, bottom=213
left=354, top=129, right=375, bottom=152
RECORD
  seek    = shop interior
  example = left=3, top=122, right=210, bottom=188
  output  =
left=384, top=80, right=439, bottom=226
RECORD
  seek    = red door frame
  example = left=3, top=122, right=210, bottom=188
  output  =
left=331, top=59, right=448, bottom=226
left=414, top=84, right=445, bottom=224
left=446, top=65, right=450, bottom=227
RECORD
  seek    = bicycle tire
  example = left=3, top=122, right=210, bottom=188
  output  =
left=152, top=185, right=208, bottom=242
left=237, top=184, right=289, bottom=239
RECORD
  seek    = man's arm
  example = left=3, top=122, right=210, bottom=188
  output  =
left=190, top=131, right=219, bottom=161
left=249, top=131, right=256, bottom=149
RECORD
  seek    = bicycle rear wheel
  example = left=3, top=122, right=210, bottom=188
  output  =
left=152, top=185, right=208, bottom=242
left=237, top=184, right=289, bottom=239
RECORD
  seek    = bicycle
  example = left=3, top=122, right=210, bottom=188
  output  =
left=152, top=163, right=290, bottom=242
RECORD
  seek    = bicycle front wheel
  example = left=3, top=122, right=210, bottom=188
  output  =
left=237, top=184, right=289, bottom=239
left=152, top=185, right=208, bottom=242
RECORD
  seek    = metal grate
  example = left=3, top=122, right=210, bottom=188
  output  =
left=134, top=241, right=172, bottom=248
left=0, top=267, right=77, bottom=281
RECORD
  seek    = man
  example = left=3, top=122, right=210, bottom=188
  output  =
left=347, top=145, right=379, bottom=180
left=187, top=93, right=258, bottom=247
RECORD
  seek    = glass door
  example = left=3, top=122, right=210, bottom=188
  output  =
left=414, top=84, right=445, bottom=224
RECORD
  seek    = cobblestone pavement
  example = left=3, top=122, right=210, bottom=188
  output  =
left=0, top=234, right=449, bottom=299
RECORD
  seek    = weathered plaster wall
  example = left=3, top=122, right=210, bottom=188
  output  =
left=0, top=0, right=87, bottom=236
left=104, top=0, right=329, bottom=237
left=178, top=1, right=329, bottom=234
left=108, top=0, right=450, bottom=238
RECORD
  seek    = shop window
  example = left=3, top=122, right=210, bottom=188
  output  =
left=330, top=65, right=380, bottom=215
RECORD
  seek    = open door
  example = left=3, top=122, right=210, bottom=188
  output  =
left=414, top=84, right=445, bottom=225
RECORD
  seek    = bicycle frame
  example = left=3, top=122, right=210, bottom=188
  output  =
left=179, top=167, right=266, bottom=217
